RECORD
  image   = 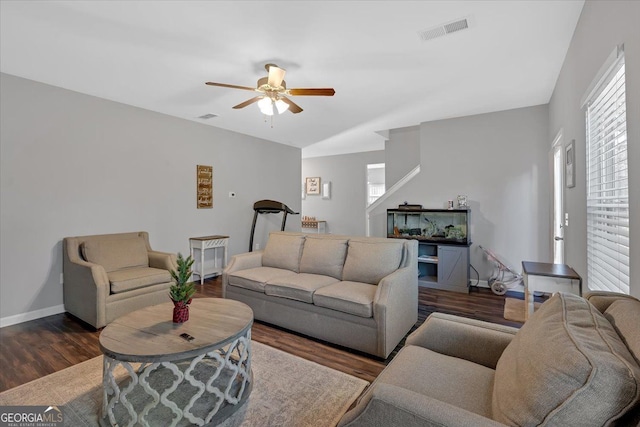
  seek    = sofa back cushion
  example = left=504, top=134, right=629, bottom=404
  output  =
left=262, top=233, right=305, bottom=273
left=492, top=292, right=640, bottom=426
left=342, top=239, right=403, bottom=285
left=299, top=236, right=348, bottom=280
left=82, top=237, right=149, bottom=273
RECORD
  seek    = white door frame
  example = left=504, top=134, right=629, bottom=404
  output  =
left=551, top=130, right=564, bottom=264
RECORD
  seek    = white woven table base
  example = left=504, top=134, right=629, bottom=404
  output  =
left=101, top=333, right=251, bottom=427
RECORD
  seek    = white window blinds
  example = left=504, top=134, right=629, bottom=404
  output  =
left=585, top=54, right=629, bottom=294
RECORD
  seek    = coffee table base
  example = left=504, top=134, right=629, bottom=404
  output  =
left=100, top=335, right=252, bottom=427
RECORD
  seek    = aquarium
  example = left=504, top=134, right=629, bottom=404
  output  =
left=387, top=208, right=470, bottom=245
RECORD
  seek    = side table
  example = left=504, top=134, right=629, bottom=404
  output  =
left=189, top=235, right=229, bottom=285
left=522, top=261, right=582, bottom=320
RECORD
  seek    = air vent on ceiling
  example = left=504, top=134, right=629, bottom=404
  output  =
left=198, top=113, right=218, bottom=120
left=418, top=17, right=471, bottom=42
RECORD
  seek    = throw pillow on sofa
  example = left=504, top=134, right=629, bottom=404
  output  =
left=492, top=292, right=640, bottom=426
left=262, top=233, right=305, bottom=273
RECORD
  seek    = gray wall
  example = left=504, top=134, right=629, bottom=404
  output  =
left=548, top=0, right=640, bottom=297
left=0, top=73, right=301, bottom=324
left=302, top=151, right=385, bottom=236
left=371, top=105, right=550, bottom=282
left=385, top=126, right=420, bottom=189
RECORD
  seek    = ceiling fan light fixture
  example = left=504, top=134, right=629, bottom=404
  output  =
left=258, top=96, right=274, bottom=116
left=275, top=99, right=289, bottom=114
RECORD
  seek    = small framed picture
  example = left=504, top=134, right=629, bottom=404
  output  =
left=305, top=177, right=321, bottom=195
left=565, top=140, right=575, bottom=188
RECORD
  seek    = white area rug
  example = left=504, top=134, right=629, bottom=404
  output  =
left=0, top=341, right=368, bottom=426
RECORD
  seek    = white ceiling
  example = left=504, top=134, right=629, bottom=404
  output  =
left=0, top=1, right=584, bottom=158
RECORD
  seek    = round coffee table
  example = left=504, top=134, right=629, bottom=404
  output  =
left=99, top=298, right=253, bottom=427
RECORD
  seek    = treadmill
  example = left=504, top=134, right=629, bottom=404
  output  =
left=249, top=199, right=299, bottom=252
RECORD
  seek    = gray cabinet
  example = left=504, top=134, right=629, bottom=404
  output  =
left=418, top=242, right=470, bottom=293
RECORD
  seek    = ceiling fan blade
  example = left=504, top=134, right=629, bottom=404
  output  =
left=232, top=96, right=262, bottom=109
left=267, top=65, right=286, bottom=88
left=280, top=97, right=303, bottom=114
left=287, top=88, right=335, bottom=96
left=205, top=82, right=256, bottom=91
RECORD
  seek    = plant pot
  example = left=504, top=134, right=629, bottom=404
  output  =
left=172, top=299, right=192, bottom=323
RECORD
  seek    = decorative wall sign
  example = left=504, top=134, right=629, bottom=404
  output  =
left=197, top=165, right=213, bottom=208
left=305, top=177, right=321, bottom=195
left=565, top=140, right=575, bottom=188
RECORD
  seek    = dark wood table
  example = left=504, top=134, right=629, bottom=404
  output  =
left=522, top=261, right=582, bottom=320
left=99, top=298, right=253, bottom=426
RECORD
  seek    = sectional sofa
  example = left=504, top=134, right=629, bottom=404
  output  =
left=222, top=231, right=419, bottom=358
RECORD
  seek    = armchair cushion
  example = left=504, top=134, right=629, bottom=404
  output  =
left=342, top=240, right=403, bottom=285
left=81, top=237, right=148, bottom=272
left=108, top=267, right=172, bottom=294
left=604, top=298, right=640, bottom=362
left=492, top=292, right=640, bottom=426
left=299, top=237, right=348, bottom=280
left=262, top=233, right=305, bottom=273
left=375, top=345, right=495, bottom=418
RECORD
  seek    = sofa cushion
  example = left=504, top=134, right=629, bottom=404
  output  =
left=604, top=298, right=640, bottom=363
left=342, top=240, right=403, bottom=285
left=299, top=237, right=348, bottom=280
left=227, top=267, right=297, bottom=293
left=265, top=273, right=339, bottom=303
left=492, top=292, right=640, bottom=426
left=313, top=281, right=377, bottom=318
left=82, top=237, right=149, bottom=273
left=108, top=267, right=172, bottom=294
left=262, top=233, right=305, bottom=273
left=373, top=345, right=495, bottom=418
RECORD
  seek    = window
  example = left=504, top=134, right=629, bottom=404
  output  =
left=367, top=163, right=385, bottom=206
left=585, top=50, right=629, bottom=294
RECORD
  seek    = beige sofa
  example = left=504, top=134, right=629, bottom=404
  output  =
left=63, top=232, right=177, bottom=329
left=223, top=231, right=418, bottom=358
left=339, top=291, right=640, bottom=427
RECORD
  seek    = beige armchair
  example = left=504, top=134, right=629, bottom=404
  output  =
left=339, top=291, right=640, bottom=427
left=63, top=231, right=177, bottom=329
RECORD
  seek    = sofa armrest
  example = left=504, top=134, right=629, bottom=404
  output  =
left=374, top=266, right=419, bottom=358
left=584, top=291, right=638, bottom=313
left=406, top=313, right=518, bottom=369
left=222, top=251, right=263, bottom=297
left=339, top=383, right=506, bottom=427
left=63, top=240, right=111, bottom=328
left=148, top=250, right=177, bottom=272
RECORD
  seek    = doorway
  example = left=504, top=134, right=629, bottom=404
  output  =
left=552, top=132, right=564, bottom=264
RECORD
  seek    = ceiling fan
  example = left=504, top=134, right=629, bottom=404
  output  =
left=205, top=64, right=335, bottom=115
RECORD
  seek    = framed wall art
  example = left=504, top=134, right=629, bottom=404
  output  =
left=305, top=177, right=321, bottom=195
left=565, top=140, right=575, bottom=188
left=197, top=165, right=213, bottom=208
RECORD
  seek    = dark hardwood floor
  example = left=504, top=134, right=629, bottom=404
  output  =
left=0, top=278, right=529, bottom=393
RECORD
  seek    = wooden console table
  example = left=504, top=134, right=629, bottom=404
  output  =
left=189, top=235, right=229, bottom=285
left=522, top=261, right=582, bottom=320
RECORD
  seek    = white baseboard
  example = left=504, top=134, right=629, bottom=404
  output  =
left=0, top=304, right=65, bottom=328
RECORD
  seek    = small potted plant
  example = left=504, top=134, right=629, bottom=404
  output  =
left=169, top=253, right=196, bottom=323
